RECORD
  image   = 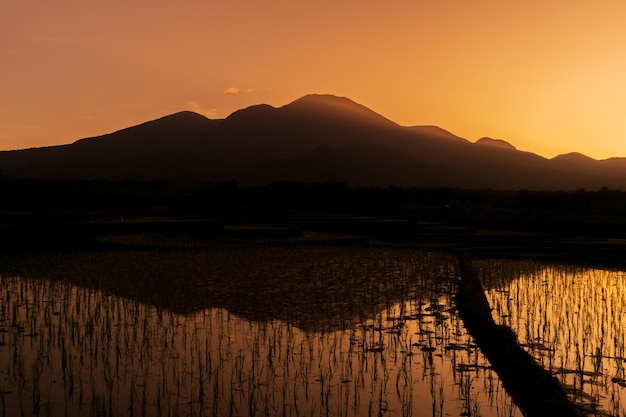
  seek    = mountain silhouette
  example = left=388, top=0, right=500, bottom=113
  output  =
left=2, top=94, right=626, bottom=190
left=475, top=137, right=517, bottom=151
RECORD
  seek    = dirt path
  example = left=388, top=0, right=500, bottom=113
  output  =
left=455, top=250, right=582, bottom=417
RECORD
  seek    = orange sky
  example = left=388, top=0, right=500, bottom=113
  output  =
left=2, top=1, right=626, bottom=159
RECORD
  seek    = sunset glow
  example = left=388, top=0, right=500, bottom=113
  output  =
left=3, top=1, right=626, bottom=159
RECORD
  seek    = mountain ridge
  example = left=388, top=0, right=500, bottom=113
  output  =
left=475, top=137, right=517, bottom=151
left=1, top=94, right=625, bottom=190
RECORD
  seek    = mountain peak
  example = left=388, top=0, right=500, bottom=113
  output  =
left=165, top=110, right=208, bottom=119
left=551, top=152, right=595, bottom=162
left=475, top=137, right=517, bottom=150
left=225, top=103, right=276, bottom=121
left=4, top=94, right=626, bottom=189
left=73, top=110, right=212, bottom=147
left=282, top=94, right=397, bottom=127
left=113, top=111, right=210, bottom=133
left=289, top=93, right=359, bottom=106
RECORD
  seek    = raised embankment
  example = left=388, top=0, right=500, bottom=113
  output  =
left=455, top=250, right=581, bottom=417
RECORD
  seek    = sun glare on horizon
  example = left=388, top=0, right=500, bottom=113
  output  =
left=2, top=1, right=626, bottom=159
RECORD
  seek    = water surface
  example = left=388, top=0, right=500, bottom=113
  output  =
left=2, top=246, right=620, bottom=416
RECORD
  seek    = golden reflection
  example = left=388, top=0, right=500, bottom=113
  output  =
left=482, top=261, right=626, bottom=415
left=0, top=248, right=523, bottom=416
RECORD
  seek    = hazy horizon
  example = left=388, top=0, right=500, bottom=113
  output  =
left=3, top=2, right=626, bottom=159
left=0, top=94, right=619, bottom=162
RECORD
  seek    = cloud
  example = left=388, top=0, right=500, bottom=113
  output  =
left=223, top=87, right=255, bottom=95
left=224, top=87, right=241, bottom=95
left=185, top=100, right=218, bottom=118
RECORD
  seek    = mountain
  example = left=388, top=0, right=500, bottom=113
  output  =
left=2, top=93, right=626, bottom=190
left=475, top=137, right=517, bottom=151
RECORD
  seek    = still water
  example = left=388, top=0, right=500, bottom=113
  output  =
left=0, top=247, right=624, bottom=416
left=482, top=261, right=626, bottom=416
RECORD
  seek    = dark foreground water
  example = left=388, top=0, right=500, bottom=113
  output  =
left=0, top=246, right=624, bottom=416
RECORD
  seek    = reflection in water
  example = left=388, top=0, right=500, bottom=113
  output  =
left=0, top=247, right=522, bottom=416
left=456, top=252, right=578, bottom=416
left=482, top=261, right=626, bottom=416
left=0, top=247, right=453, bottom=329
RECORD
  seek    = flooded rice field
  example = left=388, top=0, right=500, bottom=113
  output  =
left=0, top=245, right=624, bottom=416
left=481, top=261, right=626, bottom=416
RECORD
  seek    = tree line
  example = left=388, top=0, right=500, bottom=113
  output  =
left=3, top=178, right=626, bottom=236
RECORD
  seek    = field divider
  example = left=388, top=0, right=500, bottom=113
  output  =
left=454, top=250, right=582, bottom=417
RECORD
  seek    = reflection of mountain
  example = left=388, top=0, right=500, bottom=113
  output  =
left=0, top=246, right=452, bottom=332
left=2, top=94, right=626, bottom=190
